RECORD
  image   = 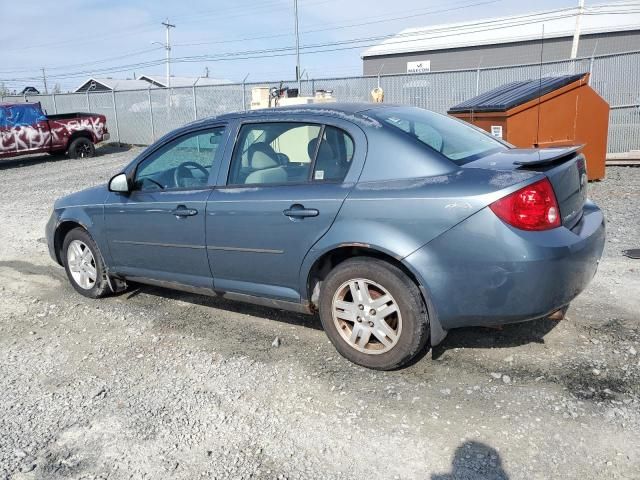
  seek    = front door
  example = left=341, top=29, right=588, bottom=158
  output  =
left=206, top=120, right=361, bottom=301
left=104, top=126, right=226, bottom=289
left=0, top=103, right=50, bottom=158
left=0, top=107, right=13, bottom=157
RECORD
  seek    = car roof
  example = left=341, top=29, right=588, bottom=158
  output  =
left=187, top=102, right=397, bottom=127
left=226, top=102, right=389, bottom=117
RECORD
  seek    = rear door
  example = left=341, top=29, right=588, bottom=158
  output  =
left=206, top=117, right=366, bottom=301
left=104, top=126, right=228, bottom=289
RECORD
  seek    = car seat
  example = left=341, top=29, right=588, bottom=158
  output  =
left=244, top=143, right=287, bottom=184
left=308, top=137, right=344, bottom=181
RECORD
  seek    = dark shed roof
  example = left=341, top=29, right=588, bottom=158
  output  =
left=448, top=73, right=587, bottom=113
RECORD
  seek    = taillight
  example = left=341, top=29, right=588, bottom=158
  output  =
left=489, top=178, right=561, bottom=231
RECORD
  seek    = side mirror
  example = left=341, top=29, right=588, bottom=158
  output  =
left=108, top=173, right=130, bottom=193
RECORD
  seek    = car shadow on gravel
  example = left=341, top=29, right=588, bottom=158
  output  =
left=0, top=143, right=131, bottom=170
left=125, top=283, right=561, bottom=360
left=98, top=143, right=133, bottom=155
left=432, top=317, right=560, bottom=358
left=0, top=154, right=61, bottom=170
left=126, top=283, right=323, bottom=331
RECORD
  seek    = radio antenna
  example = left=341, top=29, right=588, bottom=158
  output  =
left=535, top=24, right=545, bottom=152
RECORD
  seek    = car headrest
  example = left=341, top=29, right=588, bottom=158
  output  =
left=307, top=138, right=319, bottom=159
left=308, top=137, right=335, bottom=161
left=248, top=143, right=279, bottom=169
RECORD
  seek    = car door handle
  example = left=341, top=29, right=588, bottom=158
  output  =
left=171, top=206, right=198, bottom=217
left=283, top=204, right=319, bottom=218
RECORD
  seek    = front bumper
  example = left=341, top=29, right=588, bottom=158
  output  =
left=405, top=200, right=605, bottom=330
left=45, top=211, right=60, bottom=264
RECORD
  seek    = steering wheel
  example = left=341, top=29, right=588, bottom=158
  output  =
left=173, top=162, right=209, bottom=188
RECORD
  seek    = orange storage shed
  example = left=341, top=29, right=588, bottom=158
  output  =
left=448, top=73, right=609, bottom=180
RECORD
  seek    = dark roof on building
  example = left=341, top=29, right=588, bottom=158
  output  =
left=448, top=73, right=587, bottom=113
left=20, top=86, right=40, bottom=95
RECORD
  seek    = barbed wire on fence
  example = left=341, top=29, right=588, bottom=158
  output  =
left=2, top=51, right=639, bottom=153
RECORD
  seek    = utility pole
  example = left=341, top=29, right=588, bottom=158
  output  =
left=41, top=67, right=48, bottom=94
left=570, top=0, right=585, bottom=59
left=293, top=0, right=301, bottom=93
left=161, top=19, right=176, bottom=90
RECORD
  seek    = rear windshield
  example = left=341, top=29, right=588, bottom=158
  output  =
left=374, top=107, right=507, bottom=164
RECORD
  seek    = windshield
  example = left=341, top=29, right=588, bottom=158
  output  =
left=374, top=107, right=507, bottom=164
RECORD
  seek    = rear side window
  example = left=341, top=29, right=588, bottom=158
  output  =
left=312, top=126, right=354, bottom=182
left=374, top=107, right=506, bottom=164
left=228, top=122, right=354, bottom=185
left=6, top=104, right=46, bottom=127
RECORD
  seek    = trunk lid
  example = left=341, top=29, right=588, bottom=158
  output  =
left=464, top=146, right=589, bottom=229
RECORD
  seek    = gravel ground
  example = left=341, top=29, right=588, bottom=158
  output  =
left=0, top=146, right=638, bottom=480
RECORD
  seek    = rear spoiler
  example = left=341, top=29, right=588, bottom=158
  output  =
left=513, top=145, right=584, bottom=167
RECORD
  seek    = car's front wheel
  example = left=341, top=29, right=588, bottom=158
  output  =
left=62, top=228, right=110, bottom=298
left=318, top=258, right=430, bottom=370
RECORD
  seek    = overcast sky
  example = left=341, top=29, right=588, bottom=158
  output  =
left=0, top=0, right=580, bottom=92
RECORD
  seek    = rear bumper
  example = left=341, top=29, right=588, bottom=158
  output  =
left=405, top=200, right=605, bottom=330
left=101, top=133, right=110, bottom=142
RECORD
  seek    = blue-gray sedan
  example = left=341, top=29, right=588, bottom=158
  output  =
left=46, top=103, right=605, bottom=369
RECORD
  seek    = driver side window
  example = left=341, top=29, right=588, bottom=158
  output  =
left=134, top=127, right=225, bottom=191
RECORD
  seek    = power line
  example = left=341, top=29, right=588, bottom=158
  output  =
left=170, top=0, right=335, bottom=25
left=160, top=10, right=599, bottom=66
left=1, top=0, right=501, bottom=75
left=1, top=59, right=167, bottom=82
left=1, top=0, right=498, bottom=77
left=174, top=0, right=503, bottom=47
left=0, top=48, right=162, bottom=75
left=0, top=0, right=333, bottom=54
left=2, top=23, right=158, bottom=53
left=163, top=9, right=583, bottom=64
left=3, top=4, right=638, bottom=84
left=0, top=9, right=584, bottom=83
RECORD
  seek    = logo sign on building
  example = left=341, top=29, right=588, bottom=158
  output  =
left=407, top=60, right=431, bottom=74
left=491, top=125, right=503, bottom=139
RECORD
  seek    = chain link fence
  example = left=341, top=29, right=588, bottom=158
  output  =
left=3, top=51, right=639, bottom=153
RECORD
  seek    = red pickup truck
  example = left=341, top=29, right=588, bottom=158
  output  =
left=0, top=102, right=110, bottom=159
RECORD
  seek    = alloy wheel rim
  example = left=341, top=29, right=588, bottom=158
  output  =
left=331, top=278, right=402, bottom=355
left=77, top=143, right=91, bottom=158
left=67, top=240, right=97, bottom=290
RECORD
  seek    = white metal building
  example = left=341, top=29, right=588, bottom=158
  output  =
left=362, top=2, right=640, bottom=75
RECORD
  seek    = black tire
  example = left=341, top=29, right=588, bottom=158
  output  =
left=67, top=137, right=95, bottom=159
left=318, top=258, right=430, bottom=370
left=61, top=228, right=111, bottom=299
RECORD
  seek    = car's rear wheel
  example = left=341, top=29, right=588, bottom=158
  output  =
left=62, top=228, right=110, bottom=298
left=68, top=137, right=95, bottom=159
left=318, top=258, right=429, bottom=370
